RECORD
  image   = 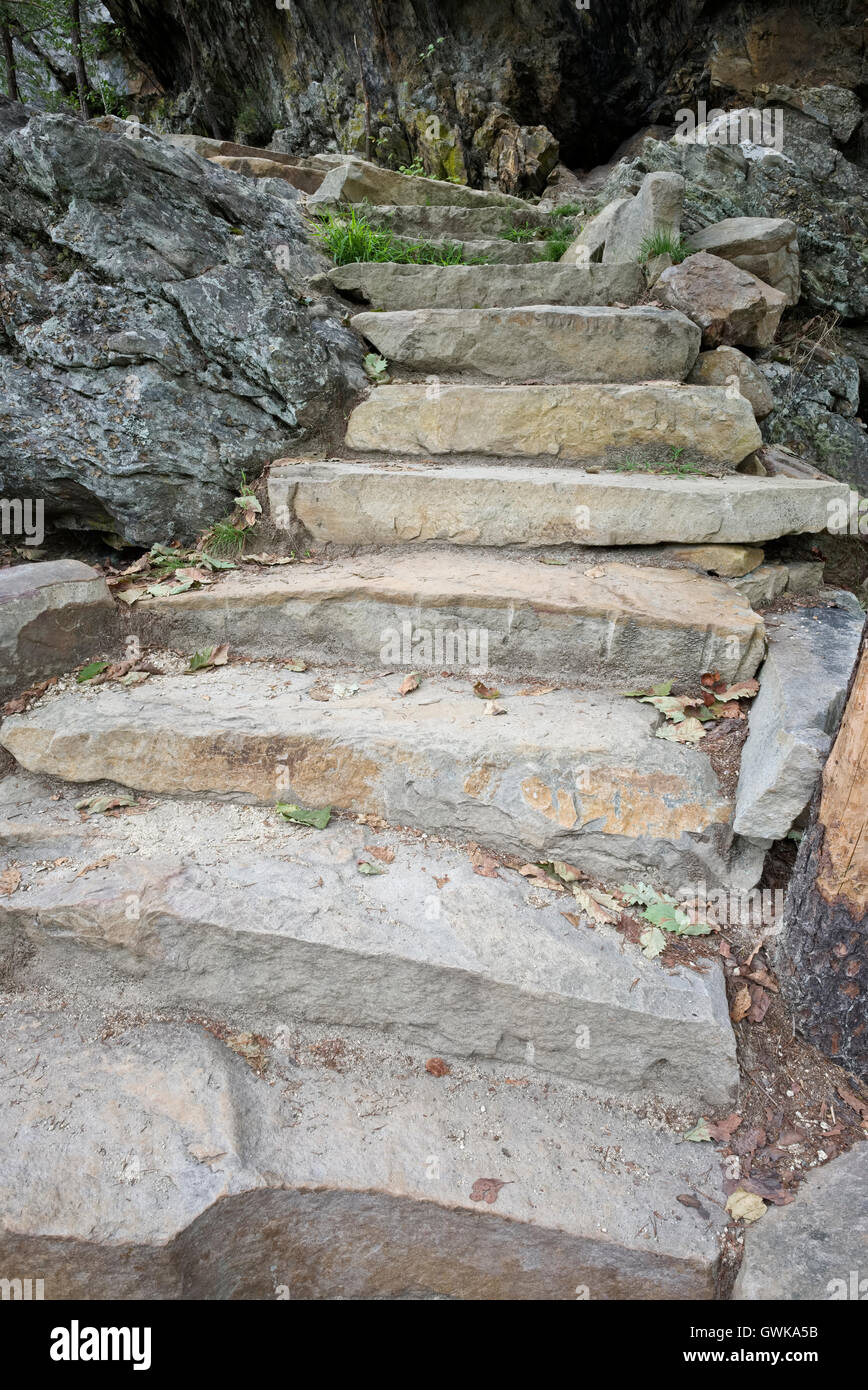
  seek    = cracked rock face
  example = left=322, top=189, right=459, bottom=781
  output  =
left=0, top=104, right=365, bottom=546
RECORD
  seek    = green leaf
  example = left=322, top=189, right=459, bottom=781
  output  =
left=357, top=860, right=386, bottom=875
left=275, top=803, right=331, bottom=829
left=75, top=792, right=135, bottom=816
left=683, top=1118, right=712, bottom=1142
left=234, top=493, right=262, bottom=513
left=199, top=554, right=237, bottom=571
left=644, top=899, right=691, bottom=932
left=77, top=661, right=109, bottom=683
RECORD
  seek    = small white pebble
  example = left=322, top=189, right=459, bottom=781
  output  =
left=786, top=1089, right=794, bottom=1097
left=817, top=1150, right=828, bottom=1161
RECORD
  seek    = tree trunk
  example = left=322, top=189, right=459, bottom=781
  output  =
left=777, top=632, right=868, bottom=1077
left=69, top=0, right=90, bottom=120
left=1, top=19, right=18, bottom=102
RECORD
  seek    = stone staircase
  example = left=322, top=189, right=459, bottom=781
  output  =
left=0, top=173, right=854, bottom=1300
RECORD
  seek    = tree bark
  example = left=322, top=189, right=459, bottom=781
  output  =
left=69, top=0, right=90, bottom=120
left=1, top=18, right=18, bottom=102
left=777, top=632, right=868, bottom=1078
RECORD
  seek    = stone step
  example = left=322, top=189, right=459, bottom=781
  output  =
left=0, top=784, right=737, bottom=1109
left=326, top=261, right=645, bottom=310
left=268, top=459, right=844, bottom=548
left=0, top=999, right=729, bottom=1298
left=0, top=668, right=756, bottom=890
left=344, top=384, right=762, bottom=465
left=308, top=156, right=528, bottom=210
left=389, top=233, right=543, bottom=263
left=361, top=202, right=556, bottom=239
left=351, top=306, right=701, bottom=383
left=132, top=552, right=765, bottom=686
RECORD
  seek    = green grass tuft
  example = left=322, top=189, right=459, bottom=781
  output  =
left=638, top=230, right=690, bottom=264
left=310, top=208, right=465, bottom=266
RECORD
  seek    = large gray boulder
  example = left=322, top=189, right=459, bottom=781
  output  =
left=598, top=105, right=868, bottom=319
left=0, top=107, right=364, bottom=546
left=759, top=353, right=868, bottom=494
left=685, top=216, right=800, bottom=304
left=602, top=171, right=684, bottom=263
left=656, top=253, right=786, bottom=349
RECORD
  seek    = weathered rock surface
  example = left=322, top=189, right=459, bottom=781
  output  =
left=656, top=253, right=786, bottom=350
left=734, top=606, right=865, bottom=841
left=268, top=459, right=848, bottom=548
left=0, top=109, right=364, bottom=545
left=561, top=198, right=632, bottom=266
left=0, top=561, right=114, bottom=701
left=132, top=553, right=765, bottom=686
left=0, top=999, right=729, bottom=1299
left=759, top=354, right=868, bottom=494
left=602, top=172, right=684, bottom=264
left=0, top=667, right=747, bottom=888
left=326, top=261, right=645, bottom=311
left=344, top=383, right=762, bottom=465
left=726, top=563, right=790, bottom=607
left=351, top=306, right=701, bottom=383
left=685, top=217, right=800, bottom=304
left=687, top=346, right=774, bottom=419
left=667, top=544, right=764, bottom=578
left=309, top=158, right=526, bottom=209
left=734, top=1143, right=868, bottom=1301
left=599, top=114, right=868, bottom=319
left=0, top=788, right=738, bottom=1108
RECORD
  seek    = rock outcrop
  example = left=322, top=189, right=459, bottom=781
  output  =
left=0, top=102, right=364, bottom=546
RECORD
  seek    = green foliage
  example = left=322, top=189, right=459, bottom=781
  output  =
left=638, top=229, right=690, bottom=264
left=417, top=36, right=445, bottom=63
left=500, top=225, right=537, bottom=243
left=310, top=208, right=465, bottom=266
left=533, top=226, right=571, bottom=261
left=616, top=446, right=703, bottom=477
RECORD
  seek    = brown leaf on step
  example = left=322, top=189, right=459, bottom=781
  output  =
left=518, top=684, right=557, bottom=696
left=718, top=700, right=745, bottom=719
left=398, top=673, right=420, bottom=696
left=701, top=671, right=723, bottom=689
left=2, top=676, right=57, bottom=716
left=434, top=874, right=449, bottom=890
left=175, top=566, right=213, bottom=585
left=471, top=847, right=500, bottom=878
left=561, top=911, right=581, bottom=928
left=717, top=679, right=760, bottom=702
left=519, top=863, right=562, bottom=886
left=365, top=845, right=395, bottom=864
left=676, top=1193, right=709, bottom=1217
left=747, top=983, right=770, bottom=1023
left=469, top=1177, right=509, bottom=1205
left=718, top=939, right=731, bottom=957
left=308, top=686, right=331, bottom=702
left=730, top=983, right=752, bottom=1021
left=0, top=867, right=21, bottom=896
left=706, top=1112, right=742, bottom=1142
left=74, top=855, right=118, bottom=878
left=836, top=1082, right=868, bottom=1120
left=572, top=885, right=620, bottom=925
left=737, top=1173, right=795, bottom=1206
left=777, top=1128, right=807, bottom=1147
left=472, top=680, right=501, bottom=700
left=745, top=965, right=779, bottom=993
left=425, top=1057, right=450, bottom=1077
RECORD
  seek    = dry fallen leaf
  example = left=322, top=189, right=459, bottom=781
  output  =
left=730, top=984, right=752, bottom=1022
left=398, top=673, right=420, bottom=696
left=425, top=1057, right=450, bottom=1077
left=0, top=867, right=21, bottom=896
left=726, top=1188, right=767, bottom=1223
left=469, top=1178, right=509, bottom=1205
left=74, top=855, right=118, bottom=878
left=365, top=845, right=395, bottom=864
left=472, top=680, right=501, bottom=700
left=707, top=1112, right=742, bottom=1142
left=836, top=1082, right=868, bottom=1120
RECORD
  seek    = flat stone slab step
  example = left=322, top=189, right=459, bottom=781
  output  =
left=268, top=459, right=846, bottom=548
left=345, top=383, right=762, bottom=465
left=351, top=306, right=701, bottom=383
left=361, top=202, right=556, bottom=238
left=326, top=261, right=645, bottom=310
left=133, top=552, right=765, bottom=686
left=309, top=156, right=528, bottom=209
left=389, top=233, right=543, bottom=263
left=0, top=782, right=737, bottom=1108
left=0, top=1000, right=729, bottom=1297
left=0, top=667, right=749, bottom=889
